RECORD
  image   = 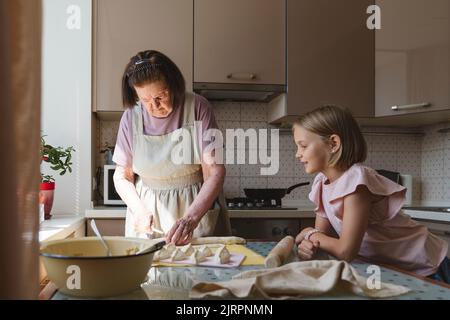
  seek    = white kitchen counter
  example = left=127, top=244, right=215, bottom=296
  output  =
left=39, top=215, right=85, bottom=242
left=403, top=209, right=450, bottom=223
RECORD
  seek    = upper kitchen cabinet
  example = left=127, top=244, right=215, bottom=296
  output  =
left=193, top=0, right=286, bottom=101
left=94, top=0, right=193, bottom=112
left=376, top=0, right=449, bottom=117
left=269, top=0, right=374, bottom=123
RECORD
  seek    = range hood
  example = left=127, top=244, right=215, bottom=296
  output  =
left=193, top=83, right=286, bottom=103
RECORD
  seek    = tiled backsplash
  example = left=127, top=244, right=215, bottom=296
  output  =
left=96, top=101, right=450, bottom=203
left=420, top=123, right=450, bottom=202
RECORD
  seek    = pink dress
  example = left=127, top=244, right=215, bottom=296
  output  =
left=309, top=163, right=448, bottom=276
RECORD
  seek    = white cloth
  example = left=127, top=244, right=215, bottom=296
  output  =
left=190, top=260, right=411, bottom=300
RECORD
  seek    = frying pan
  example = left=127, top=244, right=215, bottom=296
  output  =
left=244, top=182, right=310, bottom=200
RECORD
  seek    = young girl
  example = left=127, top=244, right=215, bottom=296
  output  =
left=293, top=105, right=450, bottom=284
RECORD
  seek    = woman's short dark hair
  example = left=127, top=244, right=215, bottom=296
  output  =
left=122, top=50, right=186, bottom=109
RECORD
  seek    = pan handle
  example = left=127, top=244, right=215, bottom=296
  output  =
left=285, top=182, right=310, bottom=195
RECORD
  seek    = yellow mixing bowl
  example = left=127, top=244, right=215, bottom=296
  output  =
left=40, top=237, right=164, bottom=298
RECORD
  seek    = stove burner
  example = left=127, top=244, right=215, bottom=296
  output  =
left=226, top=197, right=291, bottom=210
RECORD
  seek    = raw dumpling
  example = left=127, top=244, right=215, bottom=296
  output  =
left=214, top=245, right=231, bottom=264
left=153, top=247, right=170, bottom=261
left=170, top=248, right=186, bottom=262
left=181, top=243, right=194, bottom=256
left=165, top=243, right=176, bottom=254
left=190, top=249, right=207, bottom=264
left=199, top=245, right=213, bottom=257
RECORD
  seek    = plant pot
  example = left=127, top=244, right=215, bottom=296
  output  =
left=40, top=182, right=55, bottom=220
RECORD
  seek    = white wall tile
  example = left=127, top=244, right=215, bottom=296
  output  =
left=294, top=163, right=309, bottom=179
left=422, top=150, right=443, bottom=178
left=240, top=103, right=267, bottom=122
left=370, top=152, right=398, bottom=172
left=396, top=151, right=421, bottom=177
left=422, top=131, right=444, bottom=151
left=240, top=121, right=268, bottom=130
left=371, top=135, right=397, bottom=152
left=279, top=134, right=296, bottom=151
left=276, top=149, right=295, bottom=177
left=395, top=136, right=422, bottom=152
left=224, top=163, right=240, bottom=177
left=421, top=177, right=446, bottom=201
left=267, top=177, right=295, bottom=188
left=223, top=177, right=240, bottom=198
left=445, top=148, right=450, bottom=177
left=363, top=134, right=373, bottom=151
left=211, top=101, right=241, bottom=121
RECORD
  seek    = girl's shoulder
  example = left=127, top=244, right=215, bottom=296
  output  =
left=328, top=163, right=406, bottom=203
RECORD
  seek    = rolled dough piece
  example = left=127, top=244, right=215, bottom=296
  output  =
left=191, top=236, right=246, bottom=245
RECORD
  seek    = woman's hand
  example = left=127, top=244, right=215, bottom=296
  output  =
left=134, top=211, right=154, bottom=234
left=165, top=214, right=200, bottom=245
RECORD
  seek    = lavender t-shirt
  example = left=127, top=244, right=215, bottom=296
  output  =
left=112, top=93, right=218, bottom=167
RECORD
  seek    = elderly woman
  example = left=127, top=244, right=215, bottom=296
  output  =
left=112, top=50, right=230, bottom=245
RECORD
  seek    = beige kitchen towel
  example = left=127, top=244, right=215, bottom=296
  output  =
left=190, top=260, right=410, bottom=300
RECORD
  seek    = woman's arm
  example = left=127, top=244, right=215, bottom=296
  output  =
left=308, top=185, right=371, bottom=262
left=165, top=151, right=225, bottom=244
left=113, top=165, right=153, bottom=233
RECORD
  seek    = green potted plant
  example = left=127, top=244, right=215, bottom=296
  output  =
left=40, top=135, right=75, bottom=219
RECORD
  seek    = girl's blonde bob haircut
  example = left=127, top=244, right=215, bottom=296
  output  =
left=292, top=105, right=367, bottom=170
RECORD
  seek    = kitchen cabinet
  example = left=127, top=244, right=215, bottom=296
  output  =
left=194, top=0, right=285, bottom=85
left=375, top=0, right=450, bottom=117
left=268, top=0, right=374, bottom=123
left=94, top=0, right=193, bottom=112
left=415, top=219, right=450, bottom=258
left=86, top=218, right=125, bottom=236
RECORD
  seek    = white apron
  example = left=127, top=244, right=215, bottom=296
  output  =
left=125, top=92, right=231, bottom=239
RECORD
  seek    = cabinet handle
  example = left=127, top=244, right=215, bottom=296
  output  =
left=227, top=72, right=257, bottom=80
left=391, top=103, right=431, bottom=111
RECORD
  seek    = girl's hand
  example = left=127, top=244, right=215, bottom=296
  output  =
left=297, top=238, right=320, bottom=261
left=166, top=214, right=200, bottom=245
left=134, top=212, right=154, bottom=234
left=295, top=227, right=315, bottom=245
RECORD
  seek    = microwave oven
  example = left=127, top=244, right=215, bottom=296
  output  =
left=103, top=165, right=125, bottom=205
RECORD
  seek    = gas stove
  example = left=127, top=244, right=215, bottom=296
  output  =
left=226, top=197, right=293, bottom=210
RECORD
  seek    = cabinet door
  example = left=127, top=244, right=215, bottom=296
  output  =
left=95, top=0, right=193, bottom=112
left=287, top=0, right=374, bottom=117
left=376, top=0, right=449, bottom=116
left=194, top=0, right=285, bottom=85
left=86, top=219, right=125, bottom=236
